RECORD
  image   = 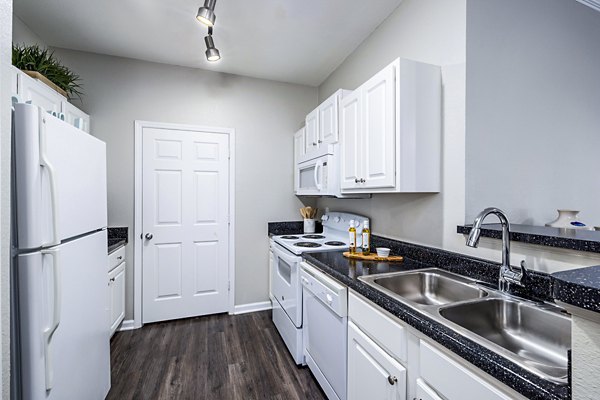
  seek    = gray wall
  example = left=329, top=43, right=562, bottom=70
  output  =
left=317, top=0, right=466, bottom=247
left=12, top=15, right=45, bottom=47
left=49, top=49, right=318, bottom=318
left=466, top=0, right=600, bottom=226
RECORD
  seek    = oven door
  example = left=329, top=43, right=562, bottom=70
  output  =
left=270, top=242, right=303, bottom=327
left=295, top=157, right=325, bottom=196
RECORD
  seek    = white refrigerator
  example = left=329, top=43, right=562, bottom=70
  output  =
left=12, top=103, right=111, bottom=400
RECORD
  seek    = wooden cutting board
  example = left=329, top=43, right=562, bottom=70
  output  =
left=343, top=252, right=404, bottom=263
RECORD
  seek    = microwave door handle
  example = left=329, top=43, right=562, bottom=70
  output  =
left=314, top=161, right=323, bottom=191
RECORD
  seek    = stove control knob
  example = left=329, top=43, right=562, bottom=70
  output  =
left=334, top=217, right=340, bottom=223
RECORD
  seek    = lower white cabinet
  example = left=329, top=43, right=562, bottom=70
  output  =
left=347, top=291, right=524, bottom=400
left=108, top=248, right=126, bottom=337
left=108, top=262, right=126, bottom=336
left=348, top=321, right=407, bottom=400
left=415, top=379, right=443, bottom=400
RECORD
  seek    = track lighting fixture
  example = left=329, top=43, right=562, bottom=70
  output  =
left=204, top=27, right=221, bottom=62
left=196, top=0, right=217, bottom=27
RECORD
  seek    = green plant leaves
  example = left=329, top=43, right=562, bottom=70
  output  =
left=12, top=44, right=83, bottom=99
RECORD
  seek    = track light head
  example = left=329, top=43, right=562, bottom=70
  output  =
left=196, top=0, right=216, bottom=27
left=204, top=35, right=221, bottom=62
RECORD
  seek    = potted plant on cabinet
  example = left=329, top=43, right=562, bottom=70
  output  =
left=12, top=44, right=82, bottom=99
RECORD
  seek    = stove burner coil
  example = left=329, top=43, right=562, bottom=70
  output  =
left=294, top=242, right=322, bottom=248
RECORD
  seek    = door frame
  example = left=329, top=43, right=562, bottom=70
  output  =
left=133, top=120, right=236, bottom=329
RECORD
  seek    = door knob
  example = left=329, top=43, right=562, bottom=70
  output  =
left=145, top=233, right=154, bottom=240
left=387, top=375, right=397, bottom=385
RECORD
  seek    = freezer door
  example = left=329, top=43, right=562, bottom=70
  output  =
left=14, top=103, right=107, bottom=249
left=17, top=230, right=110, bottom=400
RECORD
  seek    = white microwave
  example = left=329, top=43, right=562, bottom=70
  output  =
left=295, top=154, right=336, bottom=197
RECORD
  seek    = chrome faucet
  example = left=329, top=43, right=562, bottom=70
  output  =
left=466, top=207, right=526, bottom=291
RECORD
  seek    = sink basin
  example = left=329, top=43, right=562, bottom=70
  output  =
left=439, top=298, right=571, bottom=384
left=360, top=268, right=487, bottom=306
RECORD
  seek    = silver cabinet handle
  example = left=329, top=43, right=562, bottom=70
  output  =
left=387, top=375, right=398, bottom=385
left=318, top=140, right=322, bottom=143
left=355, top=178, right=359, bottom=183
left=145, top=233, right=154, bottom=240
left=312, top=142, right=317, bottom=146
left=117, top=256, right=123, bottom=260
left=359, top=178, right=366, bottom=183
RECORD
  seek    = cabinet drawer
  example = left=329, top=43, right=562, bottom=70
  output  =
left=108, top=246, right=126, bottom=271
left=419, top=340, right=513, bottom=400
left=109, top=262, right=126, bottom=336
left=349, top=291, right=406, bottom=362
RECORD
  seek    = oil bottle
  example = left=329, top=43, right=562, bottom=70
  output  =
left=361, top=220, right=371, bottom=255
left=348, top=220, right=357, bottom=254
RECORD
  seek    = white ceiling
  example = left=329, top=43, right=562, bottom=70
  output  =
left=14, top=0, right=403, bottom=86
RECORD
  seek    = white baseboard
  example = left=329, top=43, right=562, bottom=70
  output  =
left=233, top=300, right=272, bottom=315
left=118, top=319, right=136, bottom=331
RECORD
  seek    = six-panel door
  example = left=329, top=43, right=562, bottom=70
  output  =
left=142, top=126, right=230, bottom=323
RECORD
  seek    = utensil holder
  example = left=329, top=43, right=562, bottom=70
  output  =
left=304, top=219, right=316, bottom=234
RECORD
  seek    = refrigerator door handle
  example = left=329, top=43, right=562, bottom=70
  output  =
left=41, top=248, right=61, bottom=391
left=39, top=113, right=60, bottom=247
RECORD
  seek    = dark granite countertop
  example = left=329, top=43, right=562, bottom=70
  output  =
left=553, top=266, right=600, bottom=314
left=458, top=223, right=600, bottom=253
left=268, top=221, right=322, bottom=237
left=302, top=236, right=569, bottom=400
left=107, top=227, right=128, bottom=254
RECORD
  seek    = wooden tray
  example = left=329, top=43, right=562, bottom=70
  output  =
left=23, top=70, right=68, bottom=98
left=343, top=252, right=404, bottom=263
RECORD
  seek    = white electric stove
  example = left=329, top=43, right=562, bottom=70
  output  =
left=272, top=212, right=369, bottom=255
left=269, top=212, right=369, bottom=365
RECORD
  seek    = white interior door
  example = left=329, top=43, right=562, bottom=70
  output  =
left=142, top=126, right=230, bottom=323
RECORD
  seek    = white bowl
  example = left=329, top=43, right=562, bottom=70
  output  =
left=376, top=247, right=390, bottom=258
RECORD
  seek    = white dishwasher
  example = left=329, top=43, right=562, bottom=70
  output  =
left=301, top=262, right=348, bottom=400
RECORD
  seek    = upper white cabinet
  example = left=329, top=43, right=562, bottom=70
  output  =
left=302, top=89, right=351, bottom=162
left=11, top=66, right=91, bottom=133
left=10, top=67, right=19, bottom=96
left=340, top=58, right=441, bottom=194
left=305, top=108, right=319, bottom=156
left=19, top=71, right=63, bottom=115
left=294, top=127, right=306, bottom=163
left=62, top=101, right=91, bottom=133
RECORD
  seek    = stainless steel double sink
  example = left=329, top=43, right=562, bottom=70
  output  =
left=359, top=268, right=571, bottom=385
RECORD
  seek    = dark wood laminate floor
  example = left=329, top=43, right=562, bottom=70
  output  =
left=107, top=311, right=326, bottom=400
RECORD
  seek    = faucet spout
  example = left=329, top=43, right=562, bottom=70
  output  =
left=465, top=207, right=525, bottom=291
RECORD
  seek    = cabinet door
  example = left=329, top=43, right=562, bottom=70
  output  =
left=10, top=66, right=19, bottom=96
left=61, top=101, right=91, bottom=133
left=340, top=90, right=362, bottom=190
left=361, top=63, right=396, bottom=189
left=348, top=321, right=406, bottom=400
left=109, top=262, right=126, bottom=336
left=19, top=72, right=64, bottom=114
left=305, top=108, right=319, bottom=155
left=319, top=93, right=339, bottom=144
left=294, top=127, right=306, bottom=163
left=415, top=379, right=444, bottom=400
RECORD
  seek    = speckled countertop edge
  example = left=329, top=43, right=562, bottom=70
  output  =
left=107, top=227, right=128, bottom=254
left=553, top=266, right=600, bottom=313
left=302, top=249, right=570, bottom=400
left=457, top=224, right=600, bottom=253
